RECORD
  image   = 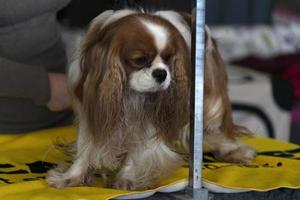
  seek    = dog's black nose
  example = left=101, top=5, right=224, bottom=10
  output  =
left=152, top=69, right=167, bottom=83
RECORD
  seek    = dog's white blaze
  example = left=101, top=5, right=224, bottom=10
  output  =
left=155, top=11, right=191, bottom=50
left=140, top=19, right=168, bottom=52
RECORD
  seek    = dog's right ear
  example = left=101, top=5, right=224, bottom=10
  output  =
left=68, top=10, right=114, bottom=102
left=70, top=10, right=137, bottom=102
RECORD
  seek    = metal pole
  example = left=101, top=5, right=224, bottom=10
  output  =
left=171, top=0, right=208, bottom=199
left=188, top=0, right=208, bottom=199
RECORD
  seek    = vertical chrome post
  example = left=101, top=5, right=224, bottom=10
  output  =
left=171, top=1, right=208, bottom=199
left=188, top=0, right=208, bottom=199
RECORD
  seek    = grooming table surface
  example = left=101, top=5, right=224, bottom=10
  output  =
left=0, top=126, right=299, bottom=200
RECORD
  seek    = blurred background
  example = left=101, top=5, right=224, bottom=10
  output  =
left=57, top=0, right=300, bottom=144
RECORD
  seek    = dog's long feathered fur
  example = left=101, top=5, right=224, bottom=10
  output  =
left=47, top=10, right=255, bottom=190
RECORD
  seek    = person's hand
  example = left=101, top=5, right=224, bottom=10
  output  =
left=47, top=73, right=71, bottom=112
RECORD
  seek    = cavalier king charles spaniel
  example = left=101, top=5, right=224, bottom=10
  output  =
left=47, top=9, right=256, bottom=190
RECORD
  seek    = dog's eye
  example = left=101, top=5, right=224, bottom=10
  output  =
left=133, top=56, right=149, bottom=66
left=162, top=54, right=173, bottom=64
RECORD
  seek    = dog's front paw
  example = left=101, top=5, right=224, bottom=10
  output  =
left=46, top=167, right=93, bottom=188
left=215, top=145, right=256, bottom=164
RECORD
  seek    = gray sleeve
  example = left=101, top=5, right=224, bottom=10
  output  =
left=0, top=0, right=71, bottom=25
left=0, top=57, right=50, bottom=105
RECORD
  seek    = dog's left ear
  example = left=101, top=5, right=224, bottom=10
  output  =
left=151, top=11, right=191, bottom=145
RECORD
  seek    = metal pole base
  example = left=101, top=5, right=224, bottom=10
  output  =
left=169, top=188, right=209, bottom=200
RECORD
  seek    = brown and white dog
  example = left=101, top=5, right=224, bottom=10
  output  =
left=46, top=10, right=256, bottom=190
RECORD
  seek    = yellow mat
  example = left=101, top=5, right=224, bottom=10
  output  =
left=0, top=126, right=299, bottom=199
left=203, top=136, right=300, bottom=192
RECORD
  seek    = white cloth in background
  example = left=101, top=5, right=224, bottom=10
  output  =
left=227, top=65, right=291, bottom=141
left=211, top=25, right=300, bottom=62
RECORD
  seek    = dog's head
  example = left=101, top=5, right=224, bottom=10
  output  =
left=73, top=10, right=191, bottom=141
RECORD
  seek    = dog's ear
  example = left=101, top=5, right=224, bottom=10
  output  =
left=75, top=19, right=126, bottom=141
left=153, top=28, right=191, bottom=145
left=153, top=11, right=191, bottom=145
left=71, top=10, right=115, bottom=102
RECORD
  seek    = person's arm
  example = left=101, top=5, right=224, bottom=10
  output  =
left=0, top=57, right=70, bottom=111
left=0, top=56, right=50, bottom=105
left=0, top=0, right=71, bottom=25
left=47, top=72, right=71, bottom=112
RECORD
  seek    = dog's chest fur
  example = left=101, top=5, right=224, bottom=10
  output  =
left=85, top=92, right=163, bottom=173
left=122, top=92, right=159, bottom=143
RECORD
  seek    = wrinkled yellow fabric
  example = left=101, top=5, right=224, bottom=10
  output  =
left=0, top=126, right=299, bottom=200
left=0, top=126, right=187, bottom=200
left=202, top=136, right=300, bottom=191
